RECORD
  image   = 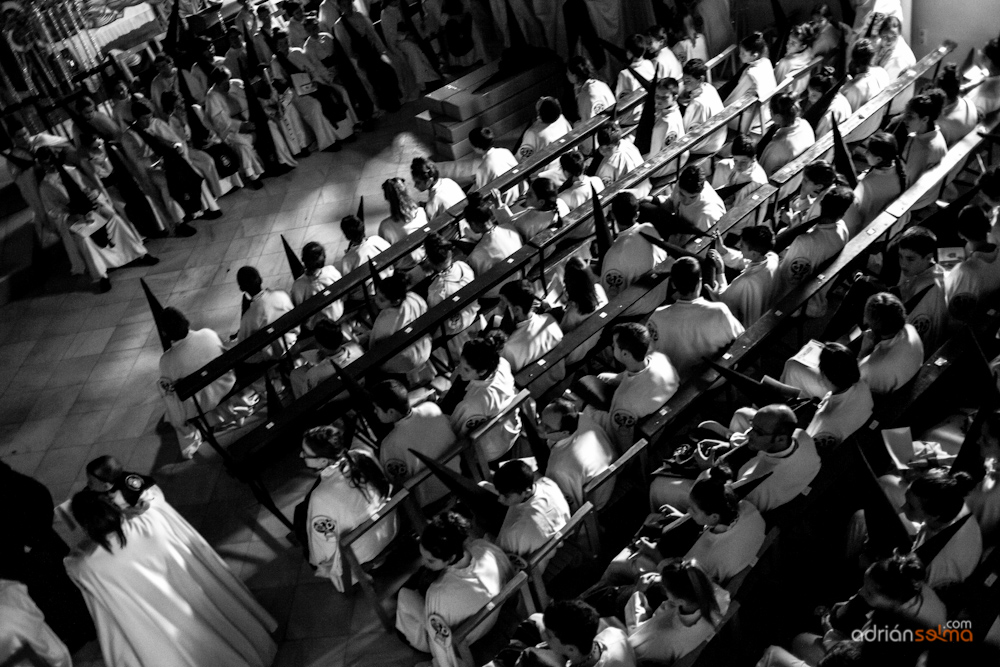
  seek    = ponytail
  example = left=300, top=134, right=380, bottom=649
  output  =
left=689, top=464, right=739, bottom=525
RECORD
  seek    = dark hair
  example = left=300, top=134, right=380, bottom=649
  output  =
left=236, top=265, right=263, bottom=292
left=660, top=561, right=722, bottom=627
left=819, top=342, right=861, bottom=389
left=866, top=552, right=927, bottom=604
left=596, top=123, right=622, bottom=147
left=865, top=131, right=905, bottom=189
left=559, top=150, right=586, bottom=178
left=908, top=468, right=977, bottom=521
left=740, top=31, right=767, bottom=56
left=566, top=55, right=600, bottom=83
left=537, top=97, right=562, bottom=124
left=462, top=333, right=505, bottom=375
left=302, top=241, right=326, bottom=273
left=897, top=226, right=937, bottom=258
left=647, top=24, right=669, bottom=43
left=161, top=307, right=190, bottom=342
left=808, top=66, right=838, bottom=94
left=864, top=292, right=906, bottom=335
left=741, top=225, right=775, bottom=254
left=464, top=191, right=494, bottom=226
left=678, top=164, right=706, bottom=194
left=542, top=599, right=600, bottom=653
left=980, top=166, right=1000, bottom=201
left=382, top=177, right=418, bottom=221
left=731, top=133, right=757, bottom=158
left=302, top=425, right=346, bottom=459
left=812, top=3, right=834, bottom=21
left=625, top=33, right=649, bottom=60
left=424, top=232, right=453, bottom=265
left=957, top=204, right=990, bottom=241
left=935, top=62, right=961, bottom=101
left=545, top=398, right=580, bottom=433
left=683, top=58, right=708, bottom=81
left=410, top=156, right=439, bottom=183
left=819, top=185, right=855, bottom=219
left=377, top=273, right=408, bottom=304
left=131, top=100, right=153, bottom=118
left=499, top=279, right=537, bottom=314
left=878, top=15, right=902, bottom=37
left=906, top=89, right=946, bottom=123
left=313, top=319, right=345, bottom=351
left=468, top=126, right=495, bottom=150
left=787, top=22, right=818, bottom=48
left=75, top=94, right=96, bottom=112
left=689, top=465, right=739, bottom=525
left=769, top=91, right=801, bottom=120
left=657, top=77, right=680, bottom=98
left=850, top=39, right=877, bottom=70
left=227, top=26, right=242, bottom=38
left=803, top=160, right=838, bottom=189
left=421, top=510, right=471, bottom=563
left=71, top=490, right=126, bottom=552
left=160, top=90, right=181, bottom=114
left=529, top=176, right=559, bottom=211
left=493, top=460, right=535, bottom=496
left=671, top=256, right=702, bottom=294
left=340, top=214, right=365, bottom=243
left=612, top=322, right=651, bottom=360
left=209, top=66, right=231, bottom=85
left=564, top=257, right=600, bottom=314
left=610, top=191, right=638, bottom=226
left=304, top=426, right=391, bottom=499
left=371, top=379, right=409, bottom=415
left=86, top=455, right=124, bottom=484
left=985, top=38, right=1000, bottom=71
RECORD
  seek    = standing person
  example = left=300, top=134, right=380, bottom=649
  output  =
left=291, top=241, right=344, bottom=330
left=680, top=58, right=726, bottom=156
left=203, top=67, right=267, bottom=189
left=303, top=15, right=377, bottom=126
left=380, top=0, right=439, bottom=101
left=0, top=462, right=95, bottom=653
left=36, top=147, right=157, bottom=293
left=0, top=579, right=73, bottom=667
left=395, top=512, right=514, bottom=667
left=566, top=56, right=615, bottom=156
left=64, top=491, right=277, bottom=667
left=158, top=307, right=257, bottom=458
left=411, top=156, right=465, bottom=221
left=616, top=34, right=657, bottom=127
left=424, top=233, right=482, bottom=361
left=331, top=0, right=402, bottom=112
left=725, top=32, right=777, bottom=136
left=470, top=127, right=520, bottom=205
left=295, top=425, right=398, bottom=590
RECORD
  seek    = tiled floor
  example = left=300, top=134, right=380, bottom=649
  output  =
left=0, top=104, right=441, bottom=667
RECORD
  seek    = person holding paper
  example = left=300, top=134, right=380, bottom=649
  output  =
left=708, top=225, right=780, bottom=327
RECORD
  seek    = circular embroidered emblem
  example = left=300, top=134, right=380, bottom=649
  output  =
left=910, top=314, right=931, bottom=337
left=788, top=257, right=813, bottom=281
left=465, top=416, right=489, bottom=432
left=429, top=613, right=452, bottom=647
left=124, top=474, right=144, bottom=491
left=384, top=458, right=409, bottom=481
left=311, top=515, right=337, bottom=540
left=604, top=271, right=625, bottom=288
left=613, top=411, right=637, bottom=429
left=812, top=432, right=839, bottom=451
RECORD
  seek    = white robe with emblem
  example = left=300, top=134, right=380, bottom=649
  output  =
left=451, top=358, right=521, bottom=461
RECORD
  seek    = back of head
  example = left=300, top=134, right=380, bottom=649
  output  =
left=610, top=191, right=639, bottom=227
left=86, top=455, right=124, bottom=484
left=302, top=241, right=326, bottom=273
left=131, top=100, right=154, bottom=119
left=464, top=191, right=494, bottom=226
left=493, top=460, right=534, bottom=496
left=866, top=552, right=926, bottom=604
left=957, top=205, right=990, bottom=241
left=424, top=232, right=453, bottom=265
left=851, top=39, right=876, bottom=69
left=378, top=273, right=409, bottom=304
left=410, top=156, right=438, bottom=182
left=370, top=379, right=409, bottom=415
left=421, top=510, right=470, bottom=563
left=897, top=226, right=937, bottom=258
left=530, top=176, right=559, bottom=210
left=302, top=425, right=346, bottom=460
left=678, top=164, right=706, bottom=194
left=596, top=123, right=622, bottom=148
left=789, top=22, right=818, bottom=47
left=819, top=185, right=855, bottom=220
left=462, top=333, right=505, bottom=375
left=819, top=342, right=861, bottom=389
left=866, top=132, right=899, bottom=164
left=864, top=292, right=906, bottom=337
left=468, top=126, right=495, bottom=151
left=161, top=306, right=190, bottom=342
left=237, top=265, right=263, bottom=293
left=740, top=31, right=767, bottom=56
left=657, top=77, right=680, bottom=98
left=563, top=256, right=599, bottom=312
left=803, top=160, right=837, bottom=190
left=908, top=467, right=976, bottom=522
left=71, top=489, right=125, bottom=552
left=559, top=150, right=586, bottom=178
left=382, top=176, right=416, bottom=219
left=808, top=66, right=837, bottom=94
left=936, top=62, right=961, bottom=100
left=499, top=279, right=537, bottom=313
left=671, top=256, right=702, bottom=294
left=537, top=97, right=562, bottom=124
left=340, top=214, right=365, bottom=242
left=545, top=397, right=580, bottom=434
left=659, top=560, right=721, bottom=626
left=542, top=599, right=600, bottom=653
left=566, top=56, right=599, bottom=82
left=741, top=225, right=775, bottom=254
left=731, top=133, right=757, bottom=158
left=683, top=58, right=708, bottom=81
left=690, top=464, right=738, bottom=524
left=758, top=403, right=797, bottom=438
left=625, top=33, right=649, bottom=60
left=907, top=88, right=946, bottom=122
left=769, top=91, right=801, bottom=119
left=647, top=24, right=668, bottom=43
left=612, top=322, right=651, bottom=360
left=313, top=319, right=345, bottom=351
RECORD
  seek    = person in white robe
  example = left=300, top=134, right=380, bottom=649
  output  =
left=672, top=22, right=709, bottom=67
left=158, top=307, right=257, bottom=458
left=583, top=322, right=679, bottom=452
left=647, top=257, right=744, bottom=380
left=600, top=192, right=669, bottom=314
left=710, top=134, right=768, bottom=211
left=36, top=151, right=153, bottom=292
left=464, top=195, right=524, bottom=298
left=967, top=39, right=1000, bottom=120
left=773, top=25, right=818, bottom=98
left=64, top=490, right=277, bottom=667
left=297, top=425, right=398, bottom=591
left=759, top=94, right=817, bottom=200
left=902, top=91, right=950, bottom=212
left=517, top=97, right=574, bottom=172
left=648, top=77, right=687, bottom=179
left=338, top=214, right=392, bottom=290
left=726, top=34, right=776, bottom=136
left=493, top=461, right=570, bottom=571
left=289, top=320, right=365, bottom=397
left=369, top=274, right=433, bottom=378
left=567, top=55, right=616, bottom=155
left=493, top=178, right=571, bottom=243
left=662, top=165, right=726, bottom=244
left=498, top=279, right=564, bottom=373
left=149, top=54, right=185, bottom=119
left=380, top=0, right=439, bottom=101
left=873, top=17, right=915, bottom=113
left=680, top=58, right=726, bottom=155
left=204, top=68, right=266, bottom=187
left=647, top=25, right=683, bottom=80
left=540, top=599, right=637, bottom=667
left=595, top=124, right=650, bottom=197
left=894, top=226, right=949, bottom=352
left=685, top=480, right=767, bottom=585
left=236, top=266, right=299, bottom=363
left=709, top=225, right=780, bottom=327
left=558, top=150, right=605, bottom=212
left=936, top=64, right=978, bottom=148
left=945, top=205, right=1000, bottom=320
left=0, top=579, right=72, bottom=667
left=371, top=380, right=458, bottom=506
left=777, top=161, right=839, bottom=231
left=806, top=69, right=853, bottom=140
left=801, top=343, right=874, bottom=450
left=615, top=35, right=657, bottom=127
left=849, top=0, right=904, bottom=50
left=857, top=310, right=924, bottom=396
left=396, top=511, right=514, bottom=667
left=451, top=338, right=522, bottom=462
left=412, top=156, right=466, bottom=221
left=650, top=404, right=821, bottom=513
left=845, top=131, right=907, bottom=235
left=290, top=241, right=345, bottom=330
left=425, top=232, right=482, bottom=361
left=470, top=127, right=522, bottom=205
left=162, top=92, right=244, bottom=198
left=842, top=39, right=891, bottom=114
left=541, top=399, right=617, bottom=511
left=379, top=176, right=429, bottom=279
left=326, top=0, right=403, bottom=112
left=286, top=3, right=310, bottom=48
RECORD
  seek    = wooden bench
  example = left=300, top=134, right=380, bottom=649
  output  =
left=449, top=570, right=535, bottom=667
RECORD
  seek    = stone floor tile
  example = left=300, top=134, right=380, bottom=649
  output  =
left=24, top=333, right=76, bottom=364
left=34, top=444, right=94, bottom=487
left=6, top=416, right=67, bottom=455
left=52, top=410, right=112, bottom=449
left=286, top=582, right=357, bottom=640
left=45, top=354, right=101, bottom=389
